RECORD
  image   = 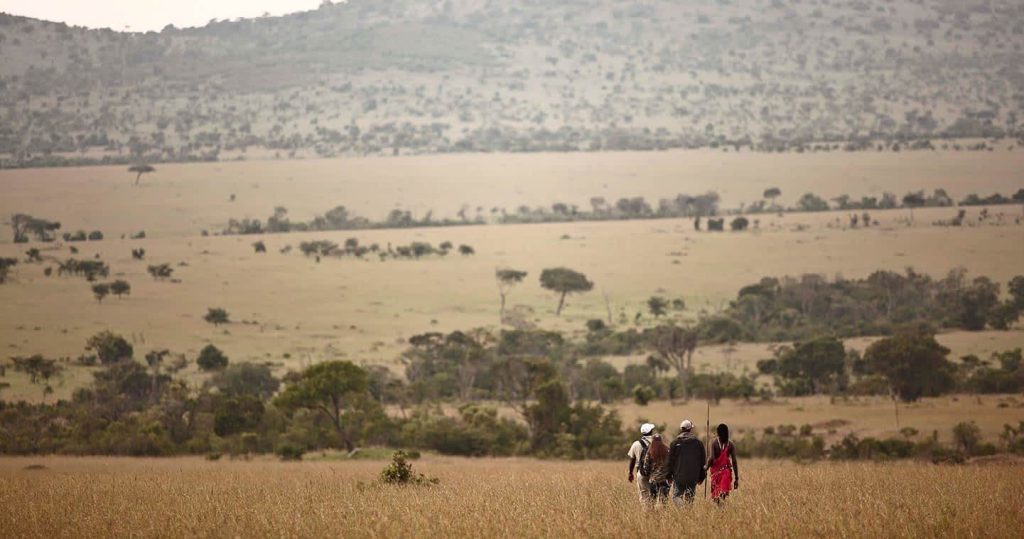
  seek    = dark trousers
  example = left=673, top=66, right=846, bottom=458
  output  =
left=648, top=480, right=670, bottom=503
left=672, top=482, right=697, bottom=506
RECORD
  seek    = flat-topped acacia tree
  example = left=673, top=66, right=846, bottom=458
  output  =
left=129, top=164, right=155, bottom=186
left=539, top=267, right=593, bottom=316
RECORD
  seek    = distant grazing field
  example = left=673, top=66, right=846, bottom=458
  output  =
left=1, top=455, right=1022, bottom=538
left=0, top=150, right=1022, bottom=402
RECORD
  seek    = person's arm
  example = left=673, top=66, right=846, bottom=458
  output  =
left=627, top=441, right=637, bottom=482
left=730, top=444, right=740, bottom=488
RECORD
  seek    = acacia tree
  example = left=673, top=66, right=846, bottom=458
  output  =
left=496, top=268, right=528, bottom=322
left=863, top=330, right=956, bottom=402
left=129, top=164, right=155, bottom=185
left=10, top=355, right=63, bottom=401
left=644, top=324, right=698, bottom=400
left=647, top=296, right=669, bottom=318
left=902, top=191, right=926, bottom=222
left=773, top=337, right=846, bottom=395
left=92, top=283, right=110, bottom=303
left=204, top=307, right=230, bottom=326
left=0, top=257, right=17, bottom=284
left=539, top=267, right=594, bottom=315
left=492, top=356, right=559, bottom=428
left=147, top=263, right=173, bottom=280
left=86, top=331, right=134, bottom=364
left=10, top=214, right=61, bottom=243
left=403, top=330, right=495, bottom=401
left=110, top=280, right=131, bottom=298
left=763, top=187, right=782, bottom=208
left=274, top=361, right=369, bottom=452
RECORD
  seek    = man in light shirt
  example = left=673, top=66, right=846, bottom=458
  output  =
left=627, top=422, right=656, bottom=503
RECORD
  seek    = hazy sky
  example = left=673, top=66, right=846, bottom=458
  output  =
left=1, top=0, right=323, bottom=32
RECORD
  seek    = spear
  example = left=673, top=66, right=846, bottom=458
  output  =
left=704, top=399, right=710, bottom=499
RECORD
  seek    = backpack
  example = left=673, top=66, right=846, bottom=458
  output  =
left=636, top=438, right=650, bottom=476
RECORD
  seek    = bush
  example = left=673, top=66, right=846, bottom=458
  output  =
left=952, top=421, right=982, bottom=455
left=632, top=385, right=656, bottom=406
left=379, top=451, right=438, bottom=485
left=197, top=345, right=229, bottom=371
left=204, top=308, right=230, bottom=326
left=85, top=331, right=133, bottom=364
left=828, top=434, right=916, bottom=460
left=275, top=443, right=305, bottom=461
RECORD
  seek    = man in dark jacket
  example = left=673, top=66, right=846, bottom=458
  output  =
left=666, top=419, right=706, bottom=506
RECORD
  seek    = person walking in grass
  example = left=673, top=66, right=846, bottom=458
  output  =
left=708, top=423, right=740, bottom=504
left=666, top=419, right=706, bottom=506
left=641, top=433, right=672, bottom=505
left=627, top=423, right=656, bottom=504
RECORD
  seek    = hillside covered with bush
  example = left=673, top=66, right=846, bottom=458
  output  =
left=1, top=0, right=1023, bottom=167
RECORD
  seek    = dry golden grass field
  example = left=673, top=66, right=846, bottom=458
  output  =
left=0, top=149, right=1023, bottom=403
left=1, top=455, right=1022, bottom=538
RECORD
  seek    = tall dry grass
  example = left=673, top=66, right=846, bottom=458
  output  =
left=1, top=455, right=1021, bottom=538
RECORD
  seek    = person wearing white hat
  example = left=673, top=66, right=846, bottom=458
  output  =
left=667, top=419, right=706, bottom=506
left=627, top=422, right=656, bottom=504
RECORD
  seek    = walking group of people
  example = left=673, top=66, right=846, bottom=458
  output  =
left=627, top=420, right=739, bottom=507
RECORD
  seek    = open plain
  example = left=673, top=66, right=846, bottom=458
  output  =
left=1, top=455, right=1022, bottom=538
left=1, top=149, right=1023, bottom=402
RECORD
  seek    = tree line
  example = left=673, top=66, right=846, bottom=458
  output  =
left=700, top=269, right=1024, bottom=343
left=3, top=323, right=1021, bottom=461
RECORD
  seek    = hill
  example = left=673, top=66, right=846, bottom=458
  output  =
left=1, top=0, right=1023, bottom=167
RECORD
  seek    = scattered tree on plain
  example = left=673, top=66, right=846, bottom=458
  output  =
left=539, top=267, right=594, bottom=315
left=85, top=331, right=134, bottom=364
left=647, top=296, right=668, bottom=318
left=9, top=355, right=63, bottom=400
left=204, top=308, right=230, bottom=326
left=10, top=214, right=61, bottom=243
left=496, top=268, right=528, bottom=321
left=147, top=263, right=173, bottom=280
left=92, top=283, right=110, bottom=303
left=109, top=280, right=131, bottom=298
left=129, top=164, right=155, bottom=185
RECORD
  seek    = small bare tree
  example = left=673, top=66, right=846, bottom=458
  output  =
left=495, top=268, right=528, bottom=322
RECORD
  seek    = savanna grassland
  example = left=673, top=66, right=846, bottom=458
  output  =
left=1, top=455, right=1022, bottom=538
left=1, top=148, right=1023, bottom=406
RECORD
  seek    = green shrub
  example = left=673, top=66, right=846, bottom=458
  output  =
left=274, top=443, right=305, bottom=461
left=632, top=385, right=656, bottom=406
left=379, top=451, right=438, bottom=485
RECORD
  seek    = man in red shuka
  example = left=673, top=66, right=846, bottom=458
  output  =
left=707, top=423, right=740, bottom=503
